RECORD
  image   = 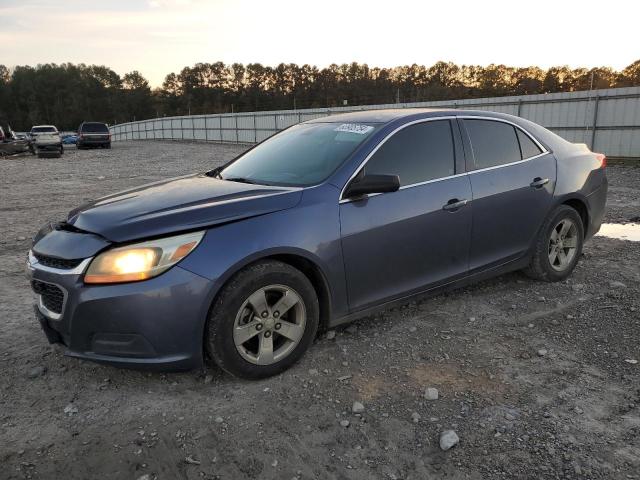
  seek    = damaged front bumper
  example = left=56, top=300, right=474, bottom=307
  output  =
left=27, top=228, right=213, bottom=371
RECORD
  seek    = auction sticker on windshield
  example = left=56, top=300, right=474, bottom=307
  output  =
left=334, top=123, right=374, bottom=135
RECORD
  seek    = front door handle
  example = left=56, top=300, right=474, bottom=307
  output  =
left=530, top=177, right=549, bottom=188
left=442, top=198, right=468, bottom=211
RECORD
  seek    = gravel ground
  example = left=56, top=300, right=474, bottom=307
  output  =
left=1, top=142, right=639, bottom=480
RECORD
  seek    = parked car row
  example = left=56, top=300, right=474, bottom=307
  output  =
left=0, top=121, right=111, bottom=158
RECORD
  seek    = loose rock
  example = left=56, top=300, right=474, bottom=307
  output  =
left=340, top=419, right=350, bottom=428
left=352, top=401, right=365, bottom=413
left=27, top=366, right=46, bottom=379
left=326, top=330, right=336, bottom=340
left=537, top=349, right=548, bottom=357
left=439, top=430, right=459, bottom=451
left=424, top=387, right=439, bottom=400
left=64, top=404, right=78, bottom=415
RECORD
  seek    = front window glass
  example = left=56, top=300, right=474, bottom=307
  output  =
left=365, top=120, right=455, bottom=186
left=220, top=122, right=380, bottom=186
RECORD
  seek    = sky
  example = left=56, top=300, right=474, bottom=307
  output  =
left=1, top=0, right=639, bottom=87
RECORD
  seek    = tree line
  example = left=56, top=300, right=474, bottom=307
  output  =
left=1, top=60, right=639, bottom=131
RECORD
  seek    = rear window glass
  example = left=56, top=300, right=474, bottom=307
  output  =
left=31, top=126, right=57, bottom=133
left=465, top=120, right=521, bottom=169
left=81, top=123, right=109, bottom=133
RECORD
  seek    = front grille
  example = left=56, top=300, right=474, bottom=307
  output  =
left=34, top=253, right=83, bottom=270
left=31, top=280, right=65, bottom=314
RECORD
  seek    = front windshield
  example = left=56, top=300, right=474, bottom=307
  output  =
left=220, top=122, right=380, bottom=186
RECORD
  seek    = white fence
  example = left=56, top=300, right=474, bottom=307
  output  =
left=110, top=86, right=640, bottom=158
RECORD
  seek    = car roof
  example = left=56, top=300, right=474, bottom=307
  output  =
left=304, top=108, right=515, bottom=125
left=31, top=125, right=57, bottom=129
left=80, top=121, right=108, bottom=125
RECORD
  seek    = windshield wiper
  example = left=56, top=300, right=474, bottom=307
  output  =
left=223, top=176, right=262, bottom=185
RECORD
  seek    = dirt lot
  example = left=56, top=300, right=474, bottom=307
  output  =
left=1, top=142, right=639, bottom=480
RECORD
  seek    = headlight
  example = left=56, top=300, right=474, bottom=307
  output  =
left=84, top=231, right=205, bottom=284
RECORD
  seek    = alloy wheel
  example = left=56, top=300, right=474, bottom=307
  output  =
left=548, top=218, right=578, bottom=272
left=233, top=284, right=306, bottom=365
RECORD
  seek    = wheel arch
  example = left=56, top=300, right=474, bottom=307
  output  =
left=202, top=248, right=333, bottom=341
left=560, top=196, right=589, bottom=233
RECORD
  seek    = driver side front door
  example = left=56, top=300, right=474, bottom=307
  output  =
left=339, top=119, right=472, bottom=312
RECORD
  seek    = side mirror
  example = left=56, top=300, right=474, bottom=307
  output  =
left=344, top=173, right=400, bottom=199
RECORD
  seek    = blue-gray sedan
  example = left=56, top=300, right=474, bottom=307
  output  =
left=27, top=109, right=608, bottom=378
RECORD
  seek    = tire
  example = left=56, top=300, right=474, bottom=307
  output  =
left=206, top=260, right=319, bottom=379
left=523, top=205, right=584, bottom=282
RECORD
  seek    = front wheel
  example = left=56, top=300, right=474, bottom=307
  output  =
left=523, top=205, right=584, bottom=282
left=206, top=260, right=319, bottom=379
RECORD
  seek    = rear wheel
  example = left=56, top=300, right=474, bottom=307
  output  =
left=206, top=260, right=319, bottom=379
left=524, top=205, right=584, bottom=282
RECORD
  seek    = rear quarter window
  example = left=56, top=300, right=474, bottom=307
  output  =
left=516, top=129, right=543, bottom=159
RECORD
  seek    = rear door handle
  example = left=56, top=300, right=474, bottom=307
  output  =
left=530, top=177, right=549, bottom=188
left=442, top=198, right=468, bottom=211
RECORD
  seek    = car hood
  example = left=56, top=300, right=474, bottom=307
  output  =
left=67, top=174, right=303, bottom=242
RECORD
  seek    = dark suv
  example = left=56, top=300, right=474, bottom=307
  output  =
left=77, top=122, right=111, bottom=149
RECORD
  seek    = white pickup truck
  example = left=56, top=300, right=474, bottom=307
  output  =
left=30, top=125, right=63, bottom=158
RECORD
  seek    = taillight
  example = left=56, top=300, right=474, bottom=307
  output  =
left=595, top=153, right=606, bottom=169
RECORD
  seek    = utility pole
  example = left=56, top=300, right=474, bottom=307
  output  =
left=396, top=88, right=400, bottom=104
